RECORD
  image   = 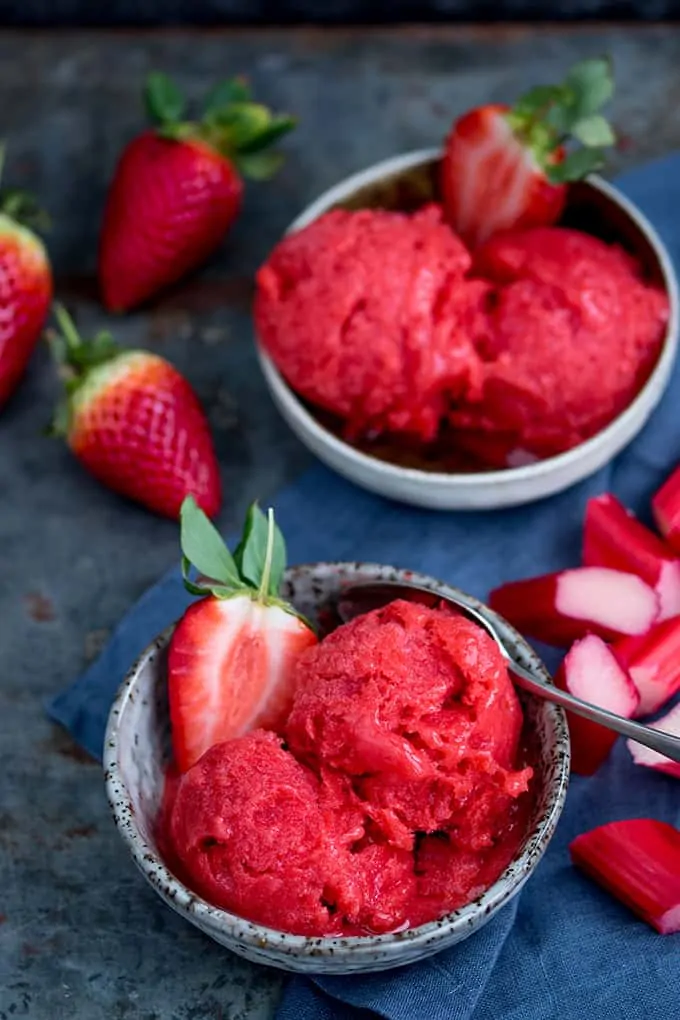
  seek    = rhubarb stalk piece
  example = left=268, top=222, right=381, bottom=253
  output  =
left=489, top=567, right=659, bottom=647
left=613, top=617, right=680, bottom=717
left=570, top=818, right=680, bottom=934
left=555, top=635, right=640, bottom=775
left=583, top=493, right=680, bottom=621
left=627, top=702, right=680, bottom=779
left=652, top=465, right=680, bottom=555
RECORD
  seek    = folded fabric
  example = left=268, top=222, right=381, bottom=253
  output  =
left=49, top=152, right=680, bottom=1020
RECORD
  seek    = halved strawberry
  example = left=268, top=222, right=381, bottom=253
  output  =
left=442, top=57, right=616, bottom=248
left=168, top=497, right=317, bottom=772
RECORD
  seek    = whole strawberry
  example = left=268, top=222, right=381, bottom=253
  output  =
left=99, top=73, right=295, bottom=312
left=170, top=496, right=318, bottom=772
left=49, top=305, right=221, bottom=519
left=0, top=146, right=52, bottom=409
left=442, top=57, right=616, bottom=248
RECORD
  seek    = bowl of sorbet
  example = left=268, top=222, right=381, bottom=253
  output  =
left=104, top=562, right=570, bottom=974
left=254, top=150, right=678, bottom=510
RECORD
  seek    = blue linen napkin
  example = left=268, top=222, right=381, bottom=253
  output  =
left=49, top=153, right=680, bottom=1019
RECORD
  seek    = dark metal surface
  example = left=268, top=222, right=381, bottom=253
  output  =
left=2, top=24, right=680, bottom=1020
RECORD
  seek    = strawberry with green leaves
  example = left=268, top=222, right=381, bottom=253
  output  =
left=49, top=306, right=221, bottom=519
left=0, top=145, right=52, bottom=409
left=169, top=497, right=317, bottom=772
left=442, top=57, right=616, bottom=249
left=98, top=73, right=296, bottom=312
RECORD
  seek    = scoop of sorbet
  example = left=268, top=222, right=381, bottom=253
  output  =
left=255, top=205, right=490, bottom=442
left=168, top=730, right=417, bottom=935
left=286, top=600, right=532, bottom=851
left=166, top=603, right=534, bottom=937
left=450, top=226, right=669, bottom=465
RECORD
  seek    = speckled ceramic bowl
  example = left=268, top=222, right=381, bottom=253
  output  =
left=104, top=562, right=570, bottom=974
left=255, top=149, right=679, bottom=510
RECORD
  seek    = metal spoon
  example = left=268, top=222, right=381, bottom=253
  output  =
left=336, top=580, right=680, bottom=766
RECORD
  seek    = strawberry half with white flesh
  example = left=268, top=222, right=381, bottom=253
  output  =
left=652, top=464, right=680, bottom=555
left=570, top=819, right=680, bottom=934
left=489, top=566, right=659, bottom=647
left=555, top=635, right=640, bottom=775
left=627, top=702, right=680, bottom=780
left=583, top=493, right=680, bottom=621
left=442, top=57, right=615, bottom=248
left=168, top=496, right=317, bottom=772
left=613, top=617, right=680, bottom=718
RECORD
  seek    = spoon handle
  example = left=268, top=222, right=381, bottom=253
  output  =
left=509, top=660, right=680, bottom=765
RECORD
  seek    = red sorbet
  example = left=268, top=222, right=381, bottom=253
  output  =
left=287, top=600, right=531, bottom=852
left=168, top=729, right=416, bottom=935
left=166, top=602, right=533, bottom=937
left=255, top=204, right=491, bottom=442
left=452, top=226, right=669, bottom=465
left=255, top=207, right=668, bottom=468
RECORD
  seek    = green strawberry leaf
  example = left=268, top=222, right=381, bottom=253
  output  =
left=207, top=102, right=273, bottom=147
left=145, top=72, right=186, bottom=126
left=204, top=77, right=252, bottom=115
left=231, top=501, right=263, bottom=579
left=236, top=502, right=287, bottom=596
left=181, top=556, right=214, bottom=596
left=0, top=187, right=50, bottom=232
left=565, top=57, right=614, bottom=120
left=236, top=114, right=297, bottom=154
left=513, top=84, right=566, bottom=121
left=180, top=496, right=240, bottom=589
left=156, top=122, right=193, bottom=142
left=571, top=114, right=616, bottom=148
left=236, top=150, right=285, bottom=181
left=547, top=146, right=606, bottom=184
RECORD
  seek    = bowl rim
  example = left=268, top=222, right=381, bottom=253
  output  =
left=255, top=147, right=679, bottom=489
left=104, top=561, right=570, bottom=959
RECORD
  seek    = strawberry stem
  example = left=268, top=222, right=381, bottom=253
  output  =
left=54, top=304, right=82, bottom=355
left=258, top=508, right=276, bottom=602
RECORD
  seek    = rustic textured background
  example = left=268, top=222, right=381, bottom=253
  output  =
left=1, top=21, right=680, bottom=1020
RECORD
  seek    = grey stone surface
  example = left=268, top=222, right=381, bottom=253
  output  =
left=1, top=23, right=680, bottom=1020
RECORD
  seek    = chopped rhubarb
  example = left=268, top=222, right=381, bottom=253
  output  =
left=489, top=567, right=659, bottom=647
left=613, top=617, right=680, bottom=717
left=570, top=818, right=680, bottom=934
left=583, top=493, right=680, bottom=621
left=652, top=465, right=680, bottom=555
left=627, top=702, right=680, bottom=779
left=555, top=635, right=640, bottom=775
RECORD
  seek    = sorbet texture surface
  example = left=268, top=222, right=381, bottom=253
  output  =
left=454, top=227, right=669, bottom=465
left=254, top=205, right=490, bottom=442
left=166, top=601, right=533, bottom=936
left=255, top=208, right=668, bottom=466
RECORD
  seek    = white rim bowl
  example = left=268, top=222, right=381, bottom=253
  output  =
left=104, top=562, right=570, bottom=974
left=255, top=149, right=679, bottom=510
